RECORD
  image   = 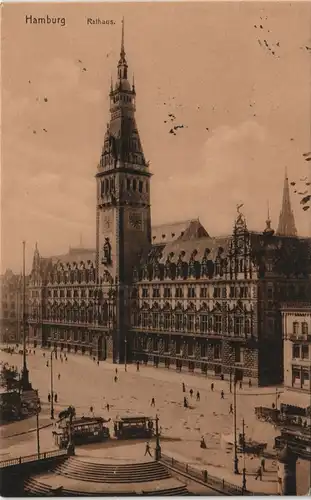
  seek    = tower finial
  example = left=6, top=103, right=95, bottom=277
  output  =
left=121, top=17, right=125, bottom=57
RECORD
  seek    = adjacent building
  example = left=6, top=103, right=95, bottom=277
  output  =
left=0, top=270, right=24, bottom=344
left=25, top=23, right=311, bottom=386
left=282, top=302, right=311, bottom=392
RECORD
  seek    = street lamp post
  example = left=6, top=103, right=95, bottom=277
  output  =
left=20, top=241, right=31, bottom=391
left=233, top=372, right=239, bottom=474
left=36, top=404, right=41, bottom=457
left=242, top=418, right=247, bottom=493
left=155, top=414, right=161, bottom=461
left=124, top=338, right=127, bottom=372
left=50, top=350, right=54, bottom=420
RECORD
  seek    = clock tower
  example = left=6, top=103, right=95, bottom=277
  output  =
left=95, top=19, right=152, bottom=363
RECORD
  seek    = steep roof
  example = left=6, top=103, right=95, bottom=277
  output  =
left=51, top=247, right=96, bottom=266
left=159, top=235, right=231, bottom=264
left=151, top=219, right=209, bottom=245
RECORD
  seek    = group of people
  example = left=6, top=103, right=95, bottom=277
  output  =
left=48, top=392, right=58, bottom=403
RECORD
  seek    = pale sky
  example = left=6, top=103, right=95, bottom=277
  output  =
left=2, top=1, right=311, bottom=273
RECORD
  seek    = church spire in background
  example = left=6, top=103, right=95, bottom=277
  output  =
left=276, top=168, right=297, bottom=237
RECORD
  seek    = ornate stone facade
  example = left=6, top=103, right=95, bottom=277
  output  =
left=24, top=24, right=311, bottom=386
left=130, top=214, right=311, bottom=386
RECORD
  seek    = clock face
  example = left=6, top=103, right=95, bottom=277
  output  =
left=128, top=211, right=143, bottom=231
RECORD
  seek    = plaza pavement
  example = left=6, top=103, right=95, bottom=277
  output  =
left=1, top=348, right=310, bottom=495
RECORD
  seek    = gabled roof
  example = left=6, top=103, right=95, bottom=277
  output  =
left=151, top=219, right=209, bottom=245
left=51, top=247, right=96, bottom=266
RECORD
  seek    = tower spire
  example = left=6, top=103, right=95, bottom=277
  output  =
left=121, top=17, right=125, bottom=58
left=276, top=168, right=297, bottom=237
left=117, top=17, right=128, bottom=80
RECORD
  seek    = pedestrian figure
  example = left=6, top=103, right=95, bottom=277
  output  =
left=239, top=381, right=243, bottom=389
left=90, top=406, right=93, bottom=414
left=144, top=441, right=152, bottom=456
left=115, top=368, right=118, bottom=375
left=221, top=374, right=224, bottom=381
left=106, top=403, right=110, bottom=412
left=48, top=393, right=51, bottom=403
left=189, top=389, right=193, bottom=398
left=183, top=396, right=188, bottom=408
left=272, top=402, right=275, bottom=409
left=261, top=457, right=266, bottom=472
left=54, top=393, right=58, bottom=403
left=43, top=352, right=46, bottom=358
left=248, top=379, right=252, bottom=388
left=182, top=382, right=186, bottom=393
left=151, top=397, right=155, bottom=407
left=229, top=403, right=233, bottom=414
left=61, top=357, right=63, bottom=363
left=255, top=466, right=262, bottom=481
left=46, top=361, right=49, bottom=367
left=221, top=390, right=224, bottom=399
left=211, top=383, right=214, bottom=392
left=200, top=436, right=207, bottom=449
left=136, top=361, right=140, bottom=371
left=97, top=361, right=99, bottom=366
left=93, top=357, right=95, bottom=362
left=196, top=391, right=200, bottom=401
left=114, top=376, right=118, bottom=383
left=33, top=350, right=36, bottom=355
left=58, top=373, right=61, bottom=380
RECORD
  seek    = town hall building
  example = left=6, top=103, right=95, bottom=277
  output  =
left=27, top=23, right=311, bottom=386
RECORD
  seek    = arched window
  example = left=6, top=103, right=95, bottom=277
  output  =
left=293, top=321, right=299, bottom=334
left=133, top=179, right=137, bottom=191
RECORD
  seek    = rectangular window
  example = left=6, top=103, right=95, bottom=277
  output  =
left=152, top=313, right=159, bottom=329
left=214, top=316, right=222, bottom=333
left=164, top=314, right=170, bottom=330
left=187, top=315, right=194, bottom=332
left=200, top=287, right=207, bottom=298
left=164, top=287, right=171, bottom=298
left=230, top=286, right=235, bottom=298
left=201, top=342, right=207, bottom=358
left=293, top=322, right=299, bottom=334
left=200, top=314, right=208, bottom=333
left=81, top=289, right=86, bottom=298
left=222, top=287, right=227, bottom=298
left=142, top=288, right=149, bottom=298
left=175, top=287, right=183, bottom=298
left=187, top=287, right=196, bottom=298
left=188, top=341, right=194, bottom=356
left=73, top=290, right=79, bottom=298
left=163, top=336, right=169, bottom=352
left=142, top=312, right=149, bottom=328
left=127, top=178, right=131, bottom=190
left=152, top=288, right=160, bottom=298
left=138, top=181, right=143, bottom=193
left=302, top=345, right=309, bottom=359
left=176, top=314, right=183, bottom=330
left=292, top=344, right=300, bottom=359
left=214, top=344, right=221, bottom=359
left=267, top=286, right=273, bottom=300
left=53, top=290, right=58, bottom=298
left=213, top=287, right=221, bottom=298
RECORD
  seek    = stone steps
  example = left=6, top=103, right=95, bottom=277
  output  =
left=54, top=457, right=171, bottom=484
left=144, top=485, right=189, bottom=495
left=24, top=477, right=52, bottom=496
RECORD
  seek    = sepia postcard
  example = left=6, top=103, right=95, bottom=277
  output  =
left=1, top=1, right=311, bottom=496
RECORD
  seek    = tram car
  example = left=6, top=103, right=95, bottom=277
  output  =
left=53, top=416, right=110, bottom=449
left=114, top=416, right=154, bottom=440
